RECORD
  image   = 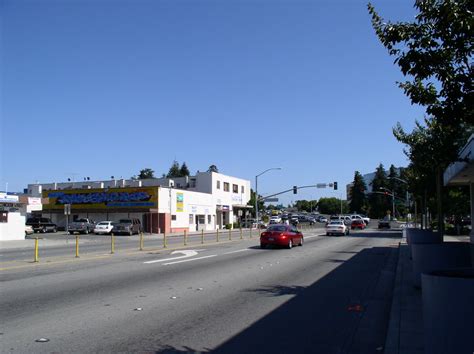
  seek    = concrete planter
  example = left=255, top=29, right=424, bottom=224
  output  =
left=422, top=268, right=474, bottom=354
left=411, top=242, right=472, bottom=288
left=405, top=228, right=442, bottom=245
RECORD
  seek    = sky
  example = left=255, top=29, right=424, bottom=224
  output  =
left=1, top=0, right=426, bottom=206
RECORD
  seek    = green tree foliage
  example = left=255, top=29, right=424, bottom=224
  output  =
left=248, top=189, right=264, bottom=218
left=207, top=165, right=219, bottom=173
left=368, top=164, right=391, bottom=218
left=166, top=160, right=181, bottom=178
left=179, top=162, right=190, bottom=177
left=294, top=200, right=318, bottom=212
left=132, top=168, right=155, bottom=180
left=349, top=171, right=368, bottom=214
left=318, top=197, right=348, bottom=215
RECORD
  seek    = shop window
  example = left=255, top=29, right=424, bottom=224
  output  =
left=189, top=214, right=194, bottom=224
left=0, top=212, right=8, bottom=223
left=224, top=182, right=230, bottom=192
left=208, top=215, right=211, bottom=224
left=198, top=215, right=205, bottom=224
left=233, top=184, right=238, bottom=193
left=171, top=215, right=176, bottom=221
left=216, top=180, right=220, bottom=189
left=241, top=186, right=245, bottom=193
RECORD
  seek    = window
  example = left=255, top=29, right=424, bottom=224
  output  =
left=198, top=215, right=205, bottom=224
left=0, top=212, right=8, bottom=223
left=216, top=180, right=220, bottom=189
left=189, top=214, right=194, bottom=224
left=208, top=215, right=211, bottom=224
left=171, top=215, right=177, bottom=221
left=233, top=184, right=238, bottom=193
left=224, top=182, right=230, bottom=192
left=241, top=186, right=244, bottom=193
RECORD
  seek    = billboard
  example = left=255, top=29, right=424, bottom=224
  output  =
left=43, top=187, right=158, bottom=210
left=176, top=193, right=184, bottom=212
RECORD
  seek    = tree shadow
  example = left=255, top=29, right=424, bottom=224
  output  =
left=244, top=285, right=307, bottom=297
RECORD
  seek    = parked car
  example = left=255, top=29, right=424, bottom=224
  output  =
left=26, top=217, right=57, bottom=233
left=112, top=218, right=142, bottom=235
left=25, top=225, right=34, bottom=237
left=326, top=220, right=349, bottom=236
left=68, top=218, right=96, bottom=234
left=260, top=224, right=303, bottom=249
left=351, top=219, right=366, bottom=230
left=94, top=221, right=115, bottom=235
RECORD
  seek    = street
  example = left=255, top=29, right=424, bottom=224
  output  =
left=1, top=228, right=400, bottom=353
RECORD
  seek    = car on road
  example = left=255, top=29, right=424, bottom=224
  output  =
left=317, top=215, right=328, bottom=223
left=68, top=218, right=95, bottom=234
left=112, top=218, right=142, bottom=235
left=94, top=221, right=115, bottom=235
left=26, top=217, right=57, bottom=233
left=326, top=220, right=349, bottom=236
left=269, top=215, right=282, bottom=224
left=260, top=224, right=303, bottom=249
left=25, top=225, right=34, bottom=237
left=351, top=214, right=370, bottom=225
left=378, top=218, right=391, bottom=229
left=351, top=219, right=366, bottom=230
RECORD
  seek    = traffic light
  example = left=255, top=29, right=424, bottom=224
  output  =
left=333, top=182, right=338, bottom=190
left=293, top=186, right=297, bottom=194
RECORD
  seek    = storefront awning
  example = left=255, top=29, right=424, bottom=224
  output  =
left=444, top=134, right=474, bottom=186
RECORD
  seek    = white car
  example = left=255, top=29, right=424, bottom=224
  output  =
left=326, top=220, right=349, bottom=236
left=351, top=214, right=370, bottom=225
left=94, top=221, right=115, bottom=235
left=270, top=216, right=282, bottom=223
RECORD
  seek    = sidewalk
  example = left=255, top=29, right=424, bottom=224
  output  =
left=384, top=234, right=469, bottom=354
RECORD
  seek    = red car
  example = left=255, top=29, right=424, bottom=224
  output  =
left=351, top=219, right=366, bottom=230
left=260, top=224, right=303, bottom=249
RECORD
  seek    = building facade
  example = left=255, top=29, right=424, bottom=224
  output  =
left=27, top=172, right=251, bottom=233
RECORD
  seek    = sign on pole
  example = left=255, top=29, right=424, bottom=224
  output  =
left=64, top=204, right=71, bottom=215
left=316, top=183, right=327, bottom=188
left=263, top=198, right=279, bottom=202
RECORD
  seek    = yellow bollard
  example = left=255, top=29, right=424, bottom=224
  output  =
left=75, top=235, right=79, bottom=258
left=34, top=237, right=39, bottom=263
left=201, top=229, right=204, bottom=244
left=216, top=229, right=219, bottom=242
left=111, top=233, right=115, bottom=254
left=184, top=230, right=187, bottom=246
left=228, top=228, right=231, bottom=241
left=139, top=232, right=144, bottom=251
left=163, top=231, right=167, bottom=248
left=240, top=227, right=243, bottom=240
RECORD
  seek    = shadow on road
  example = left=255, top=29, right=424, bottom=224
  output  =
left=211, top=245, right=399, bottom=354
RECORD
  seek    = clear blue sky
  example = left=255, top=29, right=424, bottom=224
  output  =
left=1, top=0, right=425, bottom=205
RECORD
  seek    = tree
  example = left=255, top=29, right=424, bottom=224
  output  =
left=318, top=197, right=347, bottom=215
left=131, top=168, right=155, bottom=180
left=166, top=160, right=181, bottom=178
left=207, top=165, right=219, bottom=173
left=349, top=171, right=368, bottom=214
left=368, top=0, right=474, bottom=232
left=295, top=200, right=318, bottom=213
left=179, top=162, right=190, bottom=177
left=368, top=164, right=391, bottom=218
left=248, top=189, right=264, bottom=218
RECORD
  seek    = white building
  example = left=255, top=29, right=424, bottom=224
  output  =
left=27, top=171, right=251, bottom=233
left=0, top=193, right=26, bottom=241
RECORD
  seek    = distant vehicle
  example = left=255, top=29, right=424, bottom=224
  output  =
left=330, top=215, right=352, bottom=225
left=290, top=216, right=299, bottom=226
left=351, top=219, right=366, bottom=230
left=270, top=216, right=282, bottom=223
left=25, top=225, right=34, bottom=237
left=26, top=217, right=57, bottom=233
left=351, top=214, right=370, bottom=225
left=326, top=220, right=349, bottom=236
left=68, top=218, right=96, bottom=234
left=317, top=215, right=328, bottom=223
left=260, top=224, right=303, bottom=249
left=94, top=221, right=115, bottom=235
left=378, top=218, right=391, bottom=229
left=112, top=218, right=142, bottom=235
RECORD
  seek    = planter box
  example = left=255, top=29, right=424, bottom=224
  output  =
left=411, top=242, right=472, bottom=288
left=405, top=228, right=443, bottom=244
left=422, top=268, right=474, bottom=354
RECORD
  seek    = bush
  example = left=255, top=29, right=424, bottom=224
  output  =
left=225, top=223, right=233, bottom=229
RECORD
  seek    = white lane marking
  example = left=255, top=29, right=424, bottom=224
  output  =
left=144, top=250, right=199, bottom=264
left=164, top=255, right=217, bottom=265
left=224, top=249, right=250, bottom=255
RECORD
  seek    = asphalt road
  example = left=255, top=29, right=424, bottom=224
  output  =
left=0, top=227, right=401, bottom=353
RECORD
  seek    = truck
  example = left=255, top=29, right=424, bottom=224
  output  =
left=26, top=217, right=57, bottom=233
left=68, top=218, right=95, bottom=234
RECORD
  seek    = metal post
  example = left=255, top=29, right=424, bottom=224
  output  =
left=392, top=191, right=396, bottom=220
left=110, top=233, right=115, bottom=254
left=228, top=228, right=231, bottom=241
left=201, top=229, right=204, bottom=244
left=250, top=226, right=252, bottom=238
left=75, top=235, right=79, bottom=258
left=34, top=237, right=39, bottom=262
left=139, top=232, right=144, bottom=251
left=216, top=229, right=219, bottom=242
left=240, top=227, right=243, bottom=240
left=184, top=230, right=187, bottom=246
left=255, top=175, right=258, bottom=229
left=163, top=231, right=167, bottom=248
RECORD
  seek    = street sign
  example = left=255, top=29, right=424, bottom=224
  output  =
left=64, top=204, right=71, bottom=215
left=238, top=210, right=243, bottom=216
left=316, top=183, right=327, bottom=188
left=328, top=183, right=334, bottom=188
left=263, top=198, right=279, bottom=202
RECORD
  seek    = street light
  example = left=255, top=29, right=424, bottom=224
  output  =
left=379, top=187, right=395, bottom=220
left=255, top=168, right=282, bottom=228
left=388, top=176, right=411, bottom=221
